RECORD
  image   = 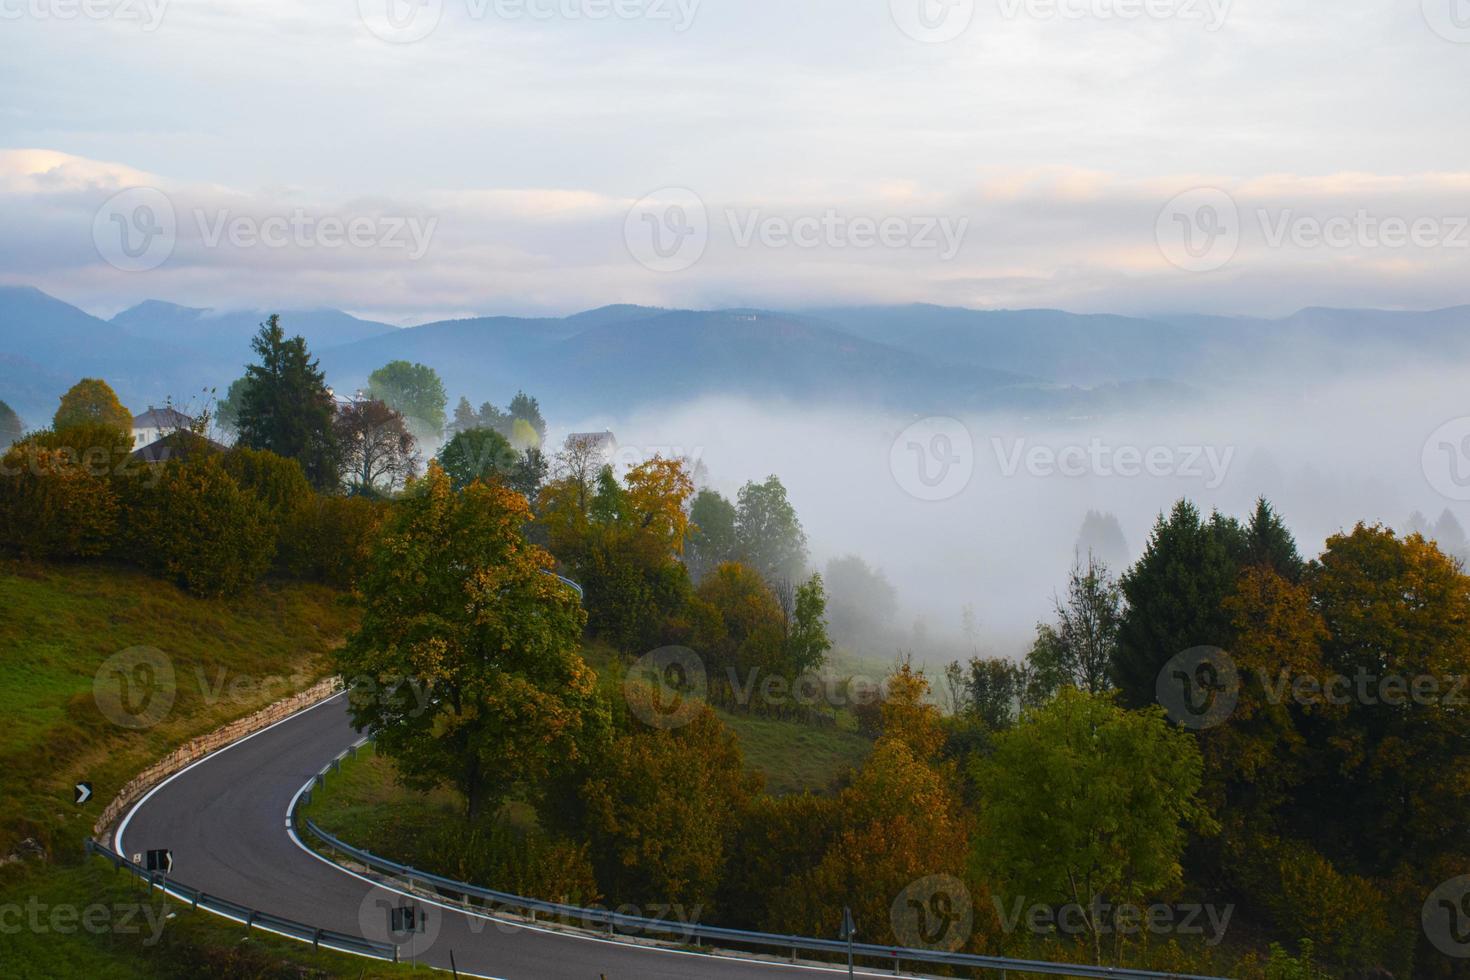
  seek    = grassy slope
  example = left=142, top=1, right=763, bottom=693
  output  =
left=715, top=710, right=870, bottom=796
left=304, top=700, right=873, bottom=864
left=580, top=639, right=873, bottom=798
left=0, top=559, right=411, bottom=978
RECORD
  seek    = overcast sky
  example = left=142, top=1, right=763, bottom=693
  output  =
left=1, top=0, right=1468, bottom=322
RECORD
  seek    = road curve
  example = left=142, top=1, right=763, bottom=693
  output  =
left=116, top=692, right=908, bottom=979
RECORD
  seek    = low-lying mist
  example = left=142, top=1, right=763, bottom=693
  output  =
left=563, top=364, right=1470, bottom=670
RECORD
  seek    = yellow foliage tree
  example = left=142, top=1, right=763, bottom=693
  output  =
left=54, top=378, right=131, bottom=433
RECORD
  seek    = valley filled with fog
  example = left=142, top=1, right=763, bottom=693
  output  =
left=582, top=364, right=1470, bottom=666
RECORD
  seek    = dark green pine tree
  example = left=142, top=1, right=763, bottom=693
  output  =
left=507, top=390, right=547, bottom=442
left=237, top=315, right=340, bottom=491
left=0, top=399, right=23, bottom=448
left=1111, top=499, right=1247, bottom=707
left=1243, top=497, right=1305, bottom=581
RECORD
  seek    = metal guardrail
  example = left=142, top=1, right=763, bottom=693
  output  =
left=297, top=816, right=1229, bottom=980
left=551, top=571, right=584, bottom=599
left=84, top=838, right=399, bottom=962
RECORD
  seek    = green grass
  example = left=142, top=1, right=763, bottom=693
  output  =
left=0, top=860, right=416, bottom=979
left=716, top=710, right=871, bottom=796
left=299, top=742, right=465, bottom=856
left=584, top=638, right=873, bottom=796
left=0, top=558, right=358, bottom=856
left=0, top=558, right=388, bottom=978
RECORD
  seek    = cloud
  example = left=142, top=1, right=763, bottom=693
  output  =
left=2, top=147, right=1468, bottom=320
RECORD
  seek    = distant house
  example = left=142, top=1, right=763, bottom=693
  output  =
left=130, top=430, right=228, bottom=466
left=131, top=407, right=196, bottom=449
left=564, top=430, right=617, bottom=456
left=328, top=387, right=369, bottom=411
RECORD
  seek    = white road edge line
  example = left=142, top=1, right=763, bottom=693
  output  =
left=116, top=689, right=350, bottom=857
left=289, top=769, right=917, bottom=978
left=113, top=686, right=919, bottom=979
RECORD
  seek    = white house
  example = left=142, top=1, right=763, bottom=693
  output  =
left=131, top=407, right=196, bottom=449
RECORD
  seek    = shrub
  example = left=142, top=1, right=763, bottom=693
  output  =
left=127, top=456, right=275, bottom=597
left=0, top=424, right=133, bottom=558
left=278, top=494, right=387, bottom=587
left=1239, top=836, right=1395, bottom=970
left=221, top=445, right=313, bottom=518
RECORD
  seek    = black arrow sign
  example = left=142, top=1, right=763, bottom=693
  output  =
left=74, top=782, right=92, bottom=805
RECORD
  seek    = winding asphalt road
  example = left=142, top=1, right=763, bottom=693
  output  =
left=116, top=693, right=912, bottom=979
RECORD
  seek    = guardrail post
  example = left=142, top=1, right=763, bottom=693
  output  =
left=246, top=910, right=256, bottom=934
left=313, top=928, right=323, bottom=950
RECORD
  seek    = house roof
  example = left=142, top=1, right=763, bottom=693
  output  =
left=129, top=431, right=228, bottom=465
left=565, top=431, right=617, bottom=450
left=132, top=406, right=196, bottom=429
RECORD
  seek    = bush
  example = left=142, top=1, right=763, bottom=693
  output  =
left=127, top=456, right=275, bottom=597
left=1239, top=836, right=1395, bottom=970
left=0, top=424, right=133, bottom=558
left=419, top=822, right=601, bottom=907
left=277, top=494, right=387, bottom=587
left=221, top=445, right=313, bottom=519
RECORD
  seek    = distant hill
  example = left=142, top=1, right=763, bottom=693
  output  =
left=317, top=307, right=1037, bottom=415
left=4, top=285, right=1469, bottom=431
left=110, top=301, right=397, bottom=362
left=807, top=303, right=1470, bottom=385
